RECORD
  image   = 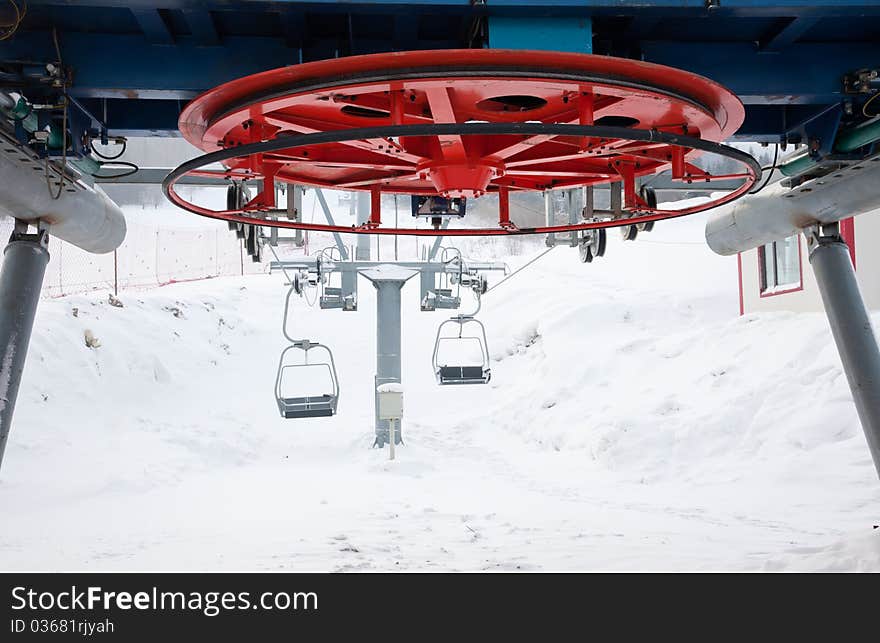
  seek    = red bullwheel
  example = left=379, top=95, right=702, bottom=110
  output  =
left=164, top=50, right=759, bottom=236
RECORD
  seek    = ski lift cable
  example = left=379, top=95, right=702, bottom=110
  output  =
left=484, top=246, right=557, bottom=295
left=267, top=241, right=294, bottom=285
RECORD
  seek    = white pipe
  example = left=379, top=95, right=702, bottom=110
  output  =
left=0, top=150, right=126, bottom=254
left=0, top=91, right=15, bottom=111
left=705, top=162, right=880, bottom=256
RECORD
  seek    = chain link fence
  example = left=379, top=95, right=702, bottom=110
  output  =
left=0, top=217, right=271, bottom=298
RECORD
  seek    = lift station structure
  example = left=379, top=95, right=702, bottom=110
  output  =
left=1, top=2, right=880, bottom=473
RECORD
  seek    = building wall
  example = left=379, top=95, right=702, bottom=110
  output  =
left=739, top=210, right=880, bottom=314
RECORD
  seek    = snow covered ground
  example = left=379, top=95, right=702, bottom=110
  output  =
left=1, top=209, right=879, bottom=571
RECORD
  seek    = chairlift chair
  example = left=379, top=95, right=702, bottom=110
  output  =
left=431, top=255, right=492, bottom=384
left=275, top=340, right=340, bottom=418
left=432, top=316, right=491, bottom=385
left=276, top=281, right=341, bottom=418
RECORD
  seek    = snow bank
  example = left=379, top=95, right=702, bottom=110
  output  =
left=0, top=208, right=877, bottom=571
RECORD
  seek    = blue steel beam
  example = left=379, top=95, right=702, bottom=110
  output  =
left=759, top=16, right=819, bottom=52
left=393, top=15, right=420, bottom=51
left=181, top=9, right=220, bottom=46
left=5, top=1, right=880, bottom=144
left=130, top=9, right=174, bottom=45
left=0, top=32, right=463, bottom=99
left=20, top=1, right=880, bottom=7
left=280, top=10, right=306, bottom=52
left=488, top=16, right=591, bottom=54
left=2, top=32, right=865, bottom=107
left=641, top=42, right=880, bottom=106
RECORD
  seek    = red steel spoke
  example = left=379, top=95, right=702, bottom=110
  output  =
left=334, top=172, right=423, bottom=190
left=263, top=113, right=425, bottom=165
left=423, top=87, right=467, bottom=161
left=486, top=97, right=624, bottom=161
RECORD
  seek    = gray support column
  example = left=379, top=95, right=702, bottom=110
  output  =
left=314, top=188, right=350, bottom=260
left=341, top=269, right=357, bottom=311
left=290, top=185, right=304, bottom=247
left=544, top=190, right=555, bottom=247
left=356, top=191, right=371, bottom=260
left=567, top=188, right=581, bottom=247
left=808, top=230, right=880, bottom=478
left=375, top=280, right=403, bottom=446
left=361, top=266, right=417, bottom=447
left=419, top=270, right=434, bottom=309
left=427, top=218, right=450, bottom=261
left=0, top=228, right=50, bottom=470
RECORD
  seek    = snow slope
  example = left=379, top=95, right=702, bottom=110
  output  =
left=0, top=211, right=878, bottom=571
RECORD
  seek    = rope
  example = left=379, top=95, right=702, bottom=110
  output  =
left=863, top=92, right=880, bottom=118
left=485, top=246, right=556, bottom=294
left=44, top=27, right=67, bottom=200
left=749, top=143, right=779, bottom=195
left=0, top=1, right=25, bottom=41
left=90, top=138, right=127, bottom=160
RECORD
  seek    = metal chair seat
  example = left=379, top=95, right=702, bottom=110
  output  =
left=277, top=394, right=337, bottom=418
left=437, top=365, right=491, bottom=385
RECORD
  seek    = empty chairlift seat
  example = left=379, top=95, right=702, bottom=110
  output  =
left=274, top=340, right=340, bottom=418
left=432, top=317, right=491, bottom=385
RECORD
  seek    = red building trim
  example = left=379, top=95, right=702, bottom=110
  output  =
left=736, top=219, right=858, bottom=315
left=757, top=235, right=804, bottom=299
left=839, top=217, right=856, bottom=268
left=736, top=252, right=744, bottom=316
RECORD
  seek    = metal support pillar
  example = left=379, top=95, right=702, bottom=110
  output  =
left=0, top=227, right=50, bottom=470
left=419, top=269, right=434, bottom=308
left=356, top=191, right=371, bottom=260
left=314, top=188, right=349, bottom=260
left=314, top=188, right=358, bottom=306
left=808, top=226, right=880, bottom=478
left=567, top=189, right=581, bottom=247
left=427, top=218, right=450, bottom=261
left=361, top=267, right=417, bottom=447
left=290, top=184, right=304, bottom=247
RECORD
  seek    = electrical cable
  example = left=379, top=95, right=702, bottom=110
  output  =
left=86, top=160, right=139, bottom=180
left=90, top=139, right=127, bottom=160
left=44, top=94, right=67, bottom=200
left=0, top=1, right=25, bottom=41
left=748, top=143, right=779, bottom=195
left=863, top=92, right=880, bottom=118
left=44, top=26, right=67, bottom=200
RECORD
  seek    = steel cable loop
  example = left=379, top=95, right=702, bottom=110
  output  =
left=162, top=122, right=761, bottom=236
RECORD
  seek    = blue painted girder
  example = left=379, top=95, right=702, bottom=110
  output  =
left=4, top=1, right=880, bottom=142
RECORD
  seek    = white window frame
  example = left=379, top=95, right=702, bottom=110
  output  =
left=759, top=235, right=802, bottom=296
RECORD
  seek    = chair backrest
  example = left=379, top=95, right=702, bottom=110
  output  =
left=277, top=363, right=336, bottom=399
left=434, top=336, right=485, bottom=367
left=432, top=317, right=490, bottom=383
left=275, top=343, right=340, bottom=402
